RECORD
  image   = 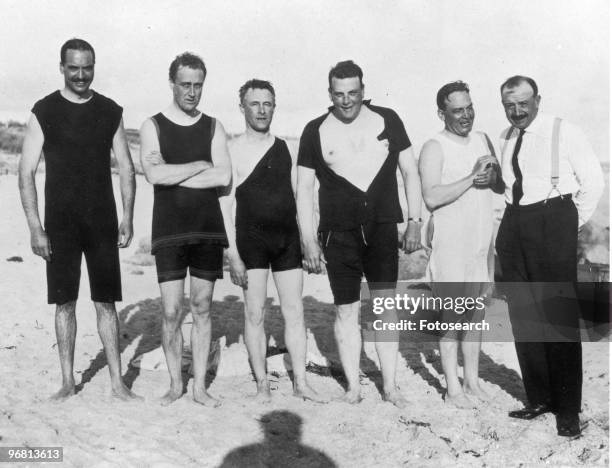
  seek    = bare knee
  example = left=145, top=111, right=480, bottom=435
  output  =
left=190, top=295, right=212, bottom=319
left=94, top=301, right=117, bottom=318
left=56, top=301, right=77, bottom=316
left=162, top=303, right=183, bottom=329
left=439, top=337, right=459, bottom=353
left=335, top=304, right=358, bottom=324
left=245, top=304, right=265, bottom=327
left=281, top=301, right=304, bottom=328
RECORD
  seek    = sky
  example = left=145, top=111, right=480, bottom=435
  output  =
left=0, top=0, right=609, bottom=159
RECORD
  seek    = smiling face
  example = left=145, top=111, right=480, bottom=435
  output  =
left=501, top=81, right=540, bottom=130
left=439, top=90, right=474, bottom=137
left=60, top=49, right=95, bottom=98
left=240, top=87, right=275, bottom=133
left=329, top=76, right=364, bottom=123
left=171, top=65, right=204, bottom=115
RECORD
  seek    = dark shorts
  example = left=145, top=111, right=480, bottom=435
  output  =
left=46, top=218, right=121, bottom=305
left=155, top=243, right=224, bottom=283
left=320, top=223, right=398, bottom=305
left=236, top=225, right=302, bottom=272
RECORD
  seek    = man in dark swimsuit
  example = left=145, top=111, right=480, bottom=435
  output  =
left=140, top=52, right=231, bottom=406
left=18, top=38, right=139, bottom=401
left=220, top=79, right=324, bottom=403
left=296, top=61, right=423, bottom=406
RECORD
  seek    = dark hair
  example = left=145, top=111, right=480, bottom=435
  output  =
left=168, top=52, right=207, bottom=82
left=60, top=38, right=95, bottom=64
left=436, top=81, right=470, bottom=110
left=500, top=75, right=539, bottom=97
left=238, top=79, right=276, bottom=103
left=328, top=60, right=363, bottom=88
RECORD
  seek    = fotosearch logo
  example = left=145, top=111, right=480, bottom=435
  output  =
left=371, top=294, right=486, bottom=315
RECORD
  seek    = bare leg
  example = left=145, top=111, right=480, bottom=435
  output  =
left=94, top=301, right=142, bottom=401
left=462, top=319, right=489, bottom=402
left=273, top=269, right=326, bottom=403
left=190, top=276, right=220, bottom=407
left=51, top=301, right=77, bottom=401
left=159, top=279, right=186, bottom=406
left=334, top=302, right=362, bottom=403
left=372, top=289, right=407, bottom=408
left=243, top=269, right=272, bottom=402
left=440, top=335, right=475, bottom=408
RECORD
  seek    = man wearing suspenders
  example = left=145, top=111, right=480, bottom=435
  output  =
left=495, top=76, right=604, bottom=437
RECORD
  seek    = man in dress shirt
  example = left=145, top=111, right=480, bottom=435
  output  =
left=495, top=76, right=604, bottom=437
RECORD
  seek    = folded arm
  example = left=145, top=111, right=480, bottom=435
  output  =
left=139, top=118, right=210, bottom=186
left=419, top=139, right=496, bottom=211
left=179, top=120, right=232, bottom=189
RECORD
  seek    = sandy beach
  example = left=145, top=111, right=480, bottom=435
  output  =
left=0, top=173, right=609, bottom=467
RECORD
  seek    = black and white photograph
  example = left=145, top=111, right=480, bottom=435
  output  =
left=0, top=0, right=609, bottom=466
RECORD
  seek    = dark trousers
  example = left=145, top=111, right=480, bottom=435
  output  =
left=496, top=195, right=582, bottom=416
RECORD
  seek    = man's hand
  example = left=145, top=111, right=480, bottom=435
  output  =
left=144, top=150, right=165, bottom=166
left=302, top=239, right=326, bottom=274
left=31, top=227, right=52, bottom=261
left=227, top=251, right=248, bottom=288
left=472, top=155, right=499, bottom=188
left=117, top=219, right=133, bottom=248
left=402, top=221, right=422, bottom=253
left=473, top=166, right=497, bottom=187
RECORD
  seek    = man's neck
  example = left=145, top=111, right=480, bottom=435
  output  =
left=442, top=128, right=470, bottom=144
left=244, top=126, right=272, bottom=142
left=60, top=87, right=93, bottom=103
left=163, top=102, right=201, bottom=125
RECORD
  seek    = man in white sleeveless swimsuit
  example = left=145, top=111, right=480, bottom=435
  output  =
left=419, top=81, right=502, bottom=408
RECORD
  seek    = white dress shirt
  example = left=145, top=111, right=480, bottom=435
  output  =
left=499, top=112, right=604, bottom=226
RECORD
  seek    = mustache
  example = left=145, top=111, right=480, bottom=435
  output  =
left=512, top=114, right=528, bottom=120
left=71, top=77, right=90, bottom=82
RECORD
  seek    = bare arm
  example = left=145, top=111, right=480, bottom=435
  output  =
left=112, top=119, right=136, bottom=247
left=139, top=118, right=210, bottom=185
left=218, top=147, right=247, bottom=288
left=18, top=113, right=51, bottom=261
left=419, top=139, right=496, bottom=211
left=296, top=166, right=324, bottom=273
left=398, top=146, right=423, bottom=253
left=178, top=120, right=232, bottom=189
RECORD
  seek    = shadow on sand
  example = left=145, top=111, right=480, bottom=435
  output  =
left=217, top=410, right=336, bottom=467
left=75, top=293, right=526, bottom=404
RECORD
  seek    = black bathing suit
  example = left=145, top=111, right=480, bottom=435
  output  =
left=235, top=138, right=301, bottom=271
left=32, top=90, right=123, bottom=305
left=297, top=101, right=412, bottom=305
left=151, top=112, right=228, bottom=283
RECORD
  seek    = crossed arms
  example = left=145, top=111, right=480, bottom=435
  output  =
left=139, top=117, right=231, bottom=189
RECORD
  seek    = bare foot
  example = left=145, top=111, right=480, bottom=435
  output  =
left=383, top=388, right=408, bottom=409
left=463, top=384, right=490, bottom=403
left=444, top=392, right=476, bottom=409
left=334, top=389, right=362, bottom=404
left=251, top=380, right=272, bottom=403
left=159, top=387, right=183, bottom=406
left=294, top=384, right=328, bottom=403
left=193, top=387, right=221, bottom=408
left=50, top=384, right=75, bottom=401
left=112, top=384, right=143, bottom=402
